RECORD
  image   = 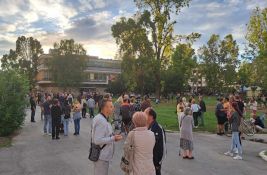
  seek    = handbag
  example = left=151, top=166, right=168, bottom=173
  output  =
left=88, top=120, right=106, bottom=162
left=120, top=131, right=135, bottom=173
left=88, top=143, right=106, bottom=162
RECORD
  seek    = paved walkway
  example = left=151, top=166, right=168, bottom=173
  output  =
left=0, top=107, right=266, bottom=175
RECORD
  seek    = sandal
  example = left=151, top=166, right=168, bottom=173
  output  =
left=188, top=157, right=194, bottom=159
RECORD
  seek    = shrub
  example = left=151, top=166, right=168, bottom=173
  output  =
left=0, top=70, right=29, bottom=136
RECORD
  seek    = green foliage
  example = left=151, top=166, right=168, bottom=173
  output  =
left=199, top=34, right=239, bottom=93
left=0, top=71, right=29, bottom=136
left=53, top=39, right=86, bottom=55
left=162, top=43, right=196, bottom=94
left=111, top=16, right=156, bottom=94
left=242, top=7, right=267, bottom=91
left=238, top=62, right=254, bottom=86
left=106, top=75, right=126, bottom=95
left=253, top=51, right=267, bottom=90
left=0, top=36, right=43, bottom=90
left=112, top=0, right=199, bottom=98
left=46, top=55, right=87, bottom=89
left=246, top=7, right=267, bottom=53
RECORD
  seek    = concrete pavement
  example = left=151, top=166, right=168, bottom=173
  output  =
left=0, top=107, right=266, bottom=175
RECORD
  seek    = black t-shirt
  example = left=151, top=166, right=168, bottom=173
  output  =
left=237, top=101, right=245, bottom=113
left=120, top=104, right=133, bottom=124
left=51, top=105, right=62, bottom=122
left=216, top=103, right=225, bottom=117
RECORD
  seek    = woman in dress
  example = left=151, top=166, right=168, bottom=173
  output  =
left=180, top=107, right=194, bottom=159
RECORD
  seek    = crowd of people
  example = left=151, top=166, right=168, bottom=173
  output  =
left=90, top=94, right=166, bottom=175
left=29, top=92, right=100, bottom=139
left=28, top=91, right=266, bottom=174
left=214, top=95, right=266, bottom=160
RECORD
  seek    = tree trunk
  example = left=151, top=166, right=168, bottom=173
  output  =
left=155, top=71, right=160, bottom=99
left=155, top=51, right=161, bottom=99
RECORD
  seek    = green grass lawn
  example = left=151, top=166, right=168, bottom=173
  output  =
left=152, top=97, right=267, bottom=133
left=153, top=100, right=218, bottom=132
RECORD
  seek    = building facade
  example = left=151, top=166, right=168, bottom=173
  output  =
left=35, top=54, right=121, bottom=94
left=188, top=68, right=207, bottom=93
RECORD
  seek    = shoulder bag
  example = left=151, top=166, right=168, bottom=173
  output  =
left=88, top=116, right=106, bottom=162
left=120, top=131, right=135, bottom=174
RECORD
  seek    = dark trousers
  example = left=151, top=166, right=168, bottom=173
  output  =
left=31, top=108, right=35, bottom=122
left=82, top=108, right=86, bottom=118
left=52, top=120, right=60, bottom=138
left=89, top=108, right=94, bottom=118
left=193, top=112, right=199, bottom=126
left=155, top=165, right=161, bottom=175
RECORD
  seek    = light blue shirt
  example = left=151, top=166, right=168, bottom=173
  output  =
left=191, top=104, right=201, bottom=113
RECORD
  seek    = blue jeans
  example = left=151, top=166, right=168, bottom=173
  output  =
left=44, top=115, right=52, bottom=133
left=62, top=118, right=69, bottom=136
left=89, top=108, right=94, bottom=118
left=230, top=132, right=242, bottom=156
left=74, top=118, right=81, bottom=134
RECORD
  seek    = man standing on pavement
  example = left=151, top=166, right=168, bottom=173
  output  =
left=30, top=94, right=36, bottom=122
left=92, top=99, right=123, bottom=175
left=43, top=95, right=52, bottom=135
left=87, top=96, right=96, bottom=118
left=51, top=99, right=61, bottom=140
left=198, top=96, right=206, bottom=126
left=145, top=107, right=166, bottom=175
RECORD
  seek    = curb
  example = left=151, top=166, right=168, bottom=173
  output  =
left=259, top=151, right=267, bottom=162
left=165, top=130, right=179, bottom=133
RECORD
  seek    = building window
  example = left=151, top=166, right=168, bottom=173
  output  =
left=44, top=71, right=51, bottom=81
left=90, top=73, right=94, bottom=80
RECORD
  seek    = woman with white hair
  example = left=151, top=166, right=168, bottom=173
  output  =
left=180, top=107, right=194, bottom=159
left=123, top=112, right=155, bottom=175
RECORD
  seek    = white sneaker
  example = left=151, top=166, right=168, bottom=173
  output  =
left=43, top=133, right=47, bottom=136
left=48, top=133, right=52, bottom=136
left=233, top=155, right=243, bottom=160
left=233, top=148, right=238, bottom=154
left=224, top=151, right=234, bottom=157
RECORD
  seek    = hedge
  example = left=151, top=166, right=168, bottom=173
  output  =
left=0, top=70, right=29, bottom=136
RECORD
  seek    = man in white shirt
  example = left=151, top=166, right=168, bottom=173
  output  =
left=92, top=99, right=123, bottom=175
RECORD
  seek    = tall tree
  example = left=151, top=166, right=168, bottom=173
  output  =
left=112, top=0, right=200, bottom=98
left=199, top=34, right=239, bottom=93
left=244, top=7, right=267, bottom=90
left=53, top=39, right=86, bottom=55
left=112, top=17, right=155, bottom=94
left=162, top=43, right=196, bottom=94
left=238, top=61, right=254, bottom=87
left=1, top=36, right=43, bottom=89
left=46, top=55, right=87, bottom=89
left=246, top=7, right=267, bottom=53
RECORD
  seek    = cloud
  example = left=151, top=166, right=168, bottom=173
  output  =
left=65, top=11, right=112, bottom=41
left=78, top=0, right=108, bottom=11
left=0, top=0, right=266, bottom=60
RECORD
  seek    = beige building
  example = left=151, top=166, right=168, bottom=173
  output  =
left=188, top=69, right=207, bottom=93
left=35, top=54, right=121, bottom=94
